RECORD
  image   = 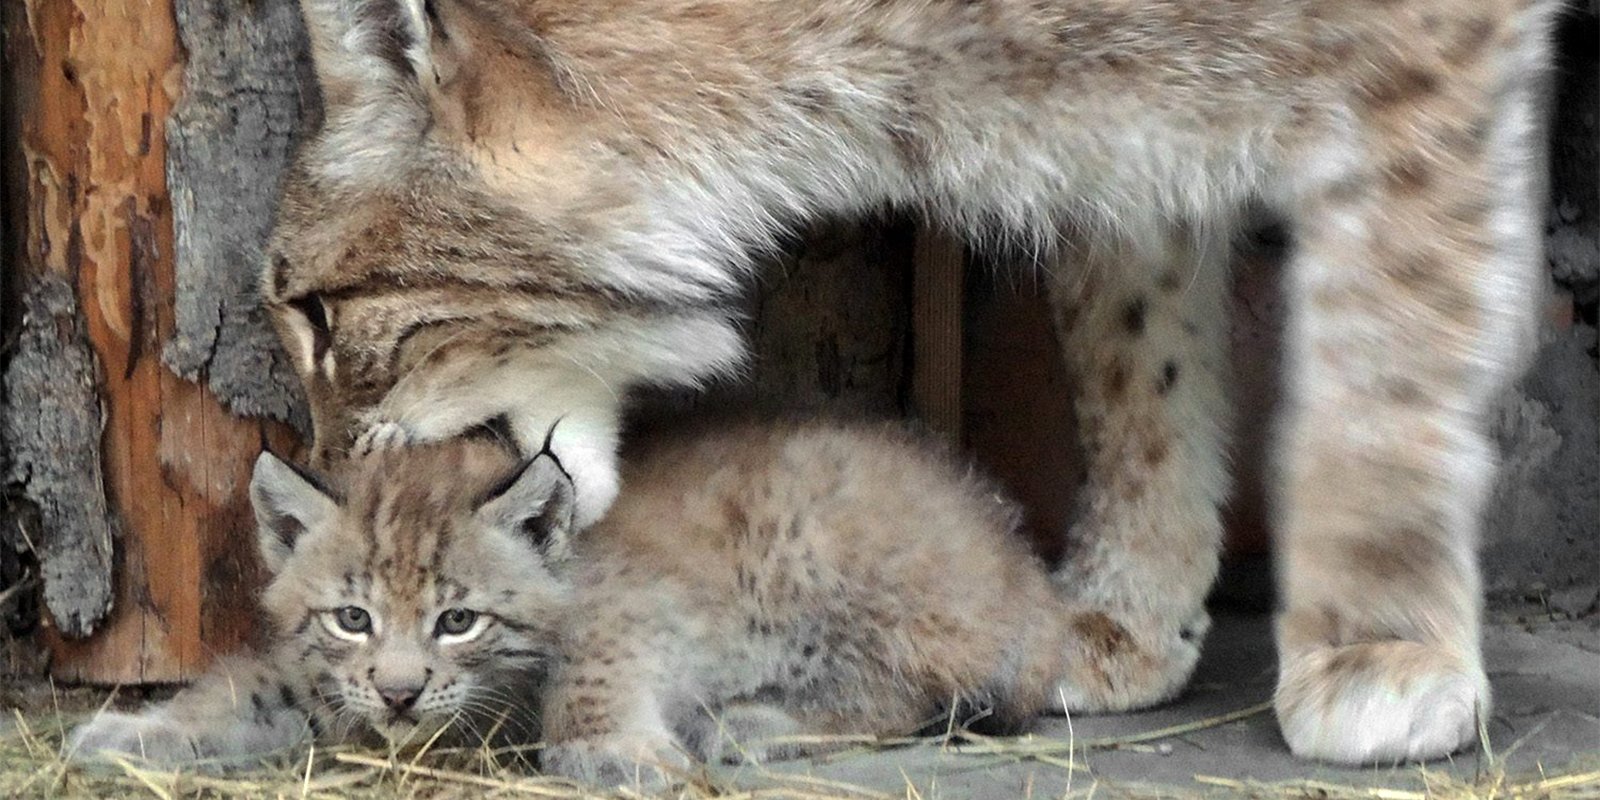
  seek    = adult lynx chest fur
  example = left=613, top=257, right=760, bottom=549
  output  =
left=265, top=0, right=1562, bottom=763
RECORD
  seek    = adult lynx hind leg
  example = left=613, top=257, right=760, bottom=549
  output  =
left=1272, top=7, right=1554, bottom=763
left=1045, top=218, right=1235, bottom=713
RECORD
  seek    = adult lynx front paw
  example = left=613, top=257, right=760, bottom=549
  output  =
left=68, top=711, right=202, bottom=767
left=1275, top=639, right=1487, bottom=764
left=351, top=421, right=413, bottom=457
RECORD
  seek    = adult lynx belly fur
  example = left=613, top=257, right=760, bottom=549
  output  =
left=72, top=420, right=1087, bottom=785
left=263, top=0, right=1562, bottom=763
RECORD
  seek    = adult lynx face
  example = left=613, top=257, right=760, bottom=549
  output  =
left=249, top=440, right=578, bottom=745
left=264, top=0, right=746, bottom=522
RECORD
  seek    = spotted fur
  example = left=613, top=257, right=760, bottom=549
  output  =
left=68, top=443, right=553, bottom=768
left=73, top=419, right=1105, bottom=785
left=265, top=0, right=1563, bottom=764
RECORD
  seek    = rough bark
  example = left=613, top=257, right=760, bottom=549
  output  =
left=164, top=0, right=314, bottom=431
left=2, top=276, right=116, bottom=638
left=0, top=0, right=300, bottom=684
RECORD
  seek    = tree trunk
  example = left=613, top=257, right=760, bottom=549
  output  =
left=1, top=0, right=302, bottom=684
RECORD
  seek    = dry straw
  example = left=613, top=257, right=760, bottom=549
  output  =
left=3, top=699, right=1595, bottom=800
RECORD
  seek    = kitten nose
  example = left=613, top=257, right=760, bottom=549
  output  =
left=377, top=683, right=423, bottom=711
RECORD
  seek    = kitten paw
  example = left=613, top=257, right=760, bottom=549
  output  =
left=352, top=421, right=412, bottom=457
left=541, top=733, right=691, bottom=789
left=1052, top=608, right=1208, bottom=713
left=697, top=704, right=814, bottom=765
left=68, top=711, right=202, bottom=768
left=1276, top=639, right=1486, bottom=764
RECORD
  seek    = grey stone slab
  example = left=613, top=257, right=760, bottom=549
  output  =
left=714, top=613, right=1600, bottom=797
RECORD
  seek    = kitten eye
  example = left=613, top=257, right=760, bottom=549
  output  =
left=334, top=605, right=372, bottom=634
left=435, top=608, right=479, bottom=637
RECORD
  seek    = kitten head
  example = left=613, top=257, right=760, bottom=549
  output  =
left=248, top=435, right=577, bottom=746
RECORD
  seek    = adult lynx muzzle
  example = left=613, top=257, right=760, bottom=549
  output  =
left=264, top=0, right=1562, bottom=763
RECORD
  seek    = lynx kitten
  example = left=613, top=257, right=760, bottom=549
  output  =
left=73, top=420, right=1103, bottom=784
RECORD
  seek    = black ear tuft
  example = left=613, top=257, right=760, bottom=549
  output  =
left=517, top=482, right=568, bottom=550
left=476, top=453, right=577, bottom=558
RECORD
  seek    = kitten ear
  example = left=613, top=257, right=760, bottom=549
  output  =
left=297, top=0, right=439, bottom=107
left=476, top=454, right=577, bottom=560
left=250, top=452, right=339, bottom=574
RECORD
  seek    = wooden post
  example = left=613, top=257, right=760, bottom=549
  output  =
left=910, top=228, right=965, bottom=443
left=962, top=274, right=1080, bottom=562
left=1, top=0, right=301, bottom=683
left=630, top=220, right=915, bottom=429
left=742, top=220, right=913, bottom=413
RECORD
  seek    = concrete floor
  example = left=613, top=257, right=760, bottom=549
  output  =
left=5, top=602, right=1593, bottom=798
left=719, top=609, right=1600, bottom=797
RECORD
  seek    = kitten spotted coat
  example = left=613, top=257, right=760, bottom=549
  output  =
left=264, top=0, right=1562, bottom=762
left=72, top=420, right=1099, bottom=784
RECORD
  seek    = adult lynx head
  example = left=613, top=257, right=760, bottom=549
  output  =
left=266, top=0, right=744, bottom=486
left=249, top=437, right=577, bottom=745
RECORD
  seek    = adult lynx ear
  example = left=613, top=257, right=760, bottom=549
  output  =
left=297, top=0, right=467, bottom=181
left=476, top=454, right=578, bottom=562
left=297, top=0, right=444, bottom=109
left=250, top=452, right=340, bottom=574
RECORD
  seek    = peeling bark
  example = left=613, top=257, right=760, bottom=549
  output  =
left=0, top=0, right=301, bottom=683
left=2, top=276, right=116, bottom=638
left=164, top=0, right=314, bottom=431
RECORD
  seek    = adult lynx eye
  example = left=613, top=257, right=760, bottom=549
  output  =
left=334, top=606, right=372, bottom=634
left=435, top=608, right=479, bottom=637
left=288, top=293, right=329, bottom=333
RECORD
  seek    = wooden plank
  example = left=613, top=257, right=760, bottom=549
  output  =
left=741, top=220, right=914, bottom=413
left=962, top=276, right=1080, bottom=563
left=629, top=219, right=915, bottom=428
left=910, top=228, right=966, bottom=443
left=3, top=0, right=299, bottom=684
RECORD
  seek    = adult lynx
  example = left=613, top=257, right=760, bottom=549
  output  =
left=265, top=0, right=1560, bottom=763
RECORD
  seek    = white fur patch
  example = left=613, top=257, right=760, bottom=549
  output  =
left=1276, top=641, right=1488, bottom=764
